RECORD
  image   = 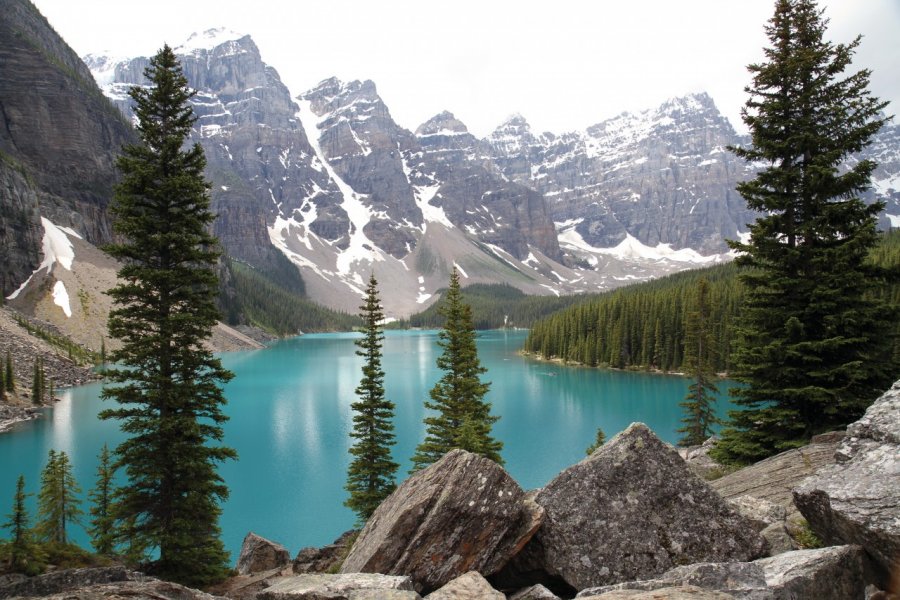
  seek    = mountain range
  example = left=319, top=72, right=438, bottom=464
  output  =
left=3, top=8, right=899, bottom=326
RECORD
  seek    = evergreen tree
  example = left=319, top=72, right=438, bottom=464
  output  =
left=31, top=358, right=42, bottom=405
left=3, top=475, right=34, bottom=571
left=88, top=444, right=116, bottom=555
left=411, top=268, right=502, bottom=470
left=585, top=427, right=606, bottom=455
left=100, top=45, right=236, bottom=586
left=678, top=278, right=720, bottom=447
left=5, top=351, right=13, bottom=393
left=36, top=450, right=83, bottom=545
left=713, top=0, right=894, bottom=464
left=0, top=360, right=5, bottom=402
left=344, top=274, right=398, bottom=523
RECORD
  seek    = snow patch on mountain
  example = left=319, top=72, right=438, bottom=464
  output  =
left=886, top=214, right=900, bottom=228
left=52, top=281, right=72, bottom=318
left=7, top=218, right=77, bottom=300
left=176, top=28, right=246, bottom=54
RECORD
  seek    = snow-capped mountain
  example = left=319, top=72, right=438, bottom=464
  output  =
left=81, top=29, right=900, bottom=317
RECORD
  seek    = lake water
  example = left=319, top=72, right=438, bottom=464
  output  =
left=0, top=329, right=736, bottom=561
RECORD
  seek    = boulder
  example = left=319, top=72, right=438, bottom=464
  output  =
left=236, top=532, right=292, bottom=575
left=709, top=435, right=841, bottom=511
left=511, top=423, right=767, bottom=591
left=509, top=584, right=562, bottom=600
left=576, top=545, right=868, bottom=600
left=423, top=571, right=504, bottom=600
left=0, top=567, right=225, bottom=600
left=726, top=496, right=787, bottom=532
left=575, top=562, right=769, bottom=599
left=339, top=449, right=543, bottom=593
left=578, top=587, right=737, bottom=599
left=676, top=436, right=722, bottom=479
left=755, top=545, right=869, bottom=599
left=758, top=523, right=796, bottom=556
left=258, top=573, right=417, bottom=600
left=793, top=381, right=900, bottom=582
left=294, top=530, right=357, bottom=574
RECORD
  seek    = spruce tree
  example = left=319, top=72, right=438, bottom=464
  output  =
left=36, top=450, right=83, bottom=545
left=585, top=427, right=606, bottom=455
left=100, top=44, right=235, bottom=586
left=88, top=444, right=116, bottom=555
left=678, top=278, right=720, bottom=447
left=5, top=351, right=13, bottom=393
left=411, top=268, right=502, bottom=470
left=31, top=358, right=42, bottom=405
left=3, top=475, right=33, bottom=571
left=0, top=360, right=5, bottom=402
left=713, top=0, right=894, bottom=464
left=344, top=273, right=398, bottom=523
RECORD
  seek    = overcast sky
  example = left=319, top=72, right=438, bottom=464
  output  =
left=30, top=0, right=900, bottom=138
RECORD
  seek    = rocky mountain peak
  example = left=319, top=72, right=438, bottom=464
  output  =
left=175, top=27, right=250, bottom=55
left=415, top=111, right=469, bottom=136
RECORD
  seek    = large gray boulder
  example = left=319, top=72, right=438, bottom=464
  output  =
left=793, top=381, right=900, bottom=582
left=0, top=567, right=226, bottom=600
left=339, top=449, right=543, bottom=593
left=423, top=571, right=504, bottom=600
left=509, top=584, right=562, bottom=600
left=513, top=423, right=767, bottom=591
left=236, top=532, right=292, bottom=575
left=578, top=587, right=737, bottom=599
left=575, top=545, right=868, bottom=600
left=257, top=573, right=418, bottom=600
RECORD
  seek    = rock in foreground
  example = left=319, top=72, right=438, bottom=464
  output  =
left=236, top=532, right=292, bottom=575
left=258, top=573, right=417, bottom=600
left=424, top=571, right=504, bottom=600
left=793, top=381, right=900, bottom=582
left=340, top=449, right=543, bottom=593
left=518, top=423, right=768, bottom=591
left=576, top=545, right=868, bottom=600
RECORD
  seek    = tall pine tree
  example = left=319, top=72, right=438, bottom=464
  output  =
left=100, top=45, right=236, bottom=586
left=5, top=351, right=13, bottom=394
left=411, top=268, right=502, bottom=470
left=713, top=0, right=894, bottom=464
left=345, top=273, right=398, bottom=523
left=678, top=278, right=720, bottom=447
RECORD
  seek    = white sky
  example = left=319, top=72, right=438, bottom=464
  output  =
left=30, top=0, right=900, bottom=138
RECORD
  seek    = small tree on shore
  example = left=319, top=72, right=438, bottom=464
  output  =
left=345, top=273, right=398, bottom=523
left=585, top=427, right=606, bottom=455
left=3, top=475, right=40, bottom=573
left=88, top=444, right=116, bottom=555
left=5, top=351, right=13, bottom=394
left=678, top=278, right=720, bottom=447
left=411, top=268, right=502, bottom=470
left=36, top=449, right=83, bottom=545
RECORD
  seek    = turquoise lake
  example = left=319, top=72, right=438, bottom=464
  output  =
left=0, top=329, right=736, bottom=561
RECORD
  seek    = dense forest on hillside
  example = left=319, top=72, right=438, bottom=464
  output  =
left=523, top=230, right=900, bottom=373
left=396, top=283, right=594, bottom=330
left=218, top=259, right=361, bottom=334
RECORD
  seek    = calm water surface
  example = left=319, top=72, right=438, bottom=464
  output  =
left=0, top=329, right=736, bottom=560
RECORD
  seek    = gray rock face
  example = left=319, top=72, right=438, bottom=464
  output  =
left=423, top=571, right=504, bottom=600
left=0, top=0, right=135, bottom=295
left=486, top=95, right=757, bottom=254
left=236, top=531, right=292, bottom=575
left=710, top=435, right=842, bottom=510
left=577, top=545, right=867, bottom=600
left=258, top=573, right=417, bottom=600
left=340, top=449, right=543, bottom=594
left=794, top=381, right=900, bottom=582
left=514, top=423, right=767, bottom=591
left=412, top=111, right=562, bottom=261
